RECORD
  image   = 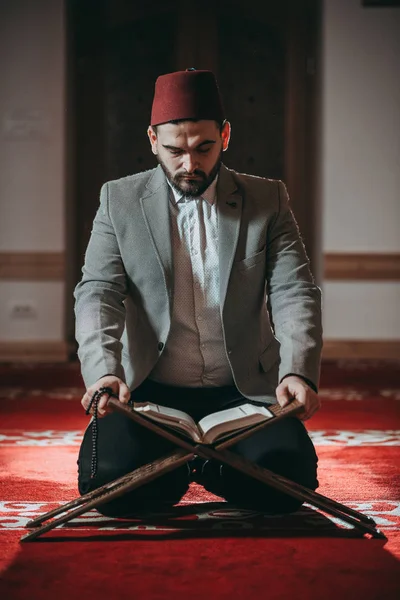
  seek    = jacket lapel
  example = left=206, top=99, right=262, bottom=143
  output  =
left=217, top=164, right=242, bottom=307
left=139, top=164, right=242, bottom=309
left=139, top=166, right=173, bottom=301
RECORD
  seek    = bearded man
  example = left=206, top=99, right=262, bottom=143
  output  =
left=74, top=68, right=322, bottom=517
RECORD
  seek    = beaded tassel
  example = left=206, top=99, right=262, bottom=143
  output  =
left=85, top=386, right=113, bottom=479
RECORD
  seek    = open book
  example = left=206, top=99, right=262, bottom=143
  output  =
left=133, top=400, right=301, bottom=445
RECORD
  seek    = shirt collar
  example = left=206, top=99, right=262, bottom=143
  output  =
left=167, top=175, right=218, bottom=206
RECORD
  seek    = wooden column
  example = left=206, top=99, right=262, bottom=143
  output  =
left=284, top=0, right=321, bottom=274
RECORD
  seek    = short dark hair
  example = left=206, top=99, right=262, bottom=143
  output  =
left=152, top=118, right=226, bottom=135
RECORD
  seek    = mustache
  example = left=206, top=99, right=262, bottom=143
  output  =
left=176, top=170, right=206, bottom=179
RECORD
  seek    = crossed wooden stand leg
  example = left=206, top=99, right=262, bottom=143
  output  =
left=21, top=398, right=385, bottom=542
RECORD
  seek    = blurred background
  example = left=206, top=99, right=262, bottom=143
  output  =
left=0, top=0, right=399, bottom=364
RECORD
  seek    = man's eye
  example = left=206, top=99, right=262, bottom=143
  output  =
left=170, top=150, right=182, bottom=156
left=198, top=148, right=211, bottom=154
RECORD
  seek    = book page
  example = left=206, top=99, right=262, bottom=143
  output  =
left=198, top=403, right=274, bottom=443
left=133, top=402, right=201, bottom=441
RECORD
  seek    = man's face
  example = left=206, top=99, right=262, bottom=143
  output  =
left=147, top=120, right=231, bottom=197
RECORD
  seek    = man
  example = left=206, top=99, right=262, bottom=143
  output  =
left=75, top=69, right=322, bottom=517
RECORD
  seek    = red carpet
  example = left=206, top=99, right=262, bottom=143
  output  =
left=0, top=360, right=399, bottom=599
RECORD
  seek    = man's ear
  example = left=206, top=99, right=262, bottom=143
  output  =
left=147, top=126, right=158, bottom=155
left=221, top=121, right=231, bottom=152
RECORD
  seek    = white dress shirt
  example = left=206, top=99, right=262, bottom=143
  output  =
left=149, top=176, right=234, bottom=387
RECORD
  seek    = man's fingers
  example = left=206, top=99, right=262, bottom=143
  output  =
left=81, top=392, right=88, bottom=409
left=81, top=378, right=131, bottom=418
left=276, top=377, right=322, bottom=421
left=119, top=382, right=131, bottom=404
left=297, top=395, right=321, bottom=421
left=296, top=395, right=311, bottom=420
left=81, top=391, right=92, bottom=412
left=80, top=387, right=110, bottom=417
left=97, top=391, right=112, bottom=416
left=276, top=384, right=292, bottom=408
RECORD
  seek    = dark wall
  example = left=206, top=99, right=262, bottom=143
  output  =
left=66, top=0, right=321, bottom=347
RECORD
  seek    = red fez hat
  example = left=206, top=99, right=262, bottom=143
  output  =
left=151, top=68, right=225, bottom=127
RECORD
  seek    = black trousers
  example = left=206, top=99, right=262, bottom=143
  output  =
left=78, top=380, right=319, bottom=517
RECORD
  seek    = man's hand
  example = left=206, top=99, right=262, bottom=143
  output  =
left=81, top=375, right=131, bottom=418
left=276, top=375, right=320, bottom=421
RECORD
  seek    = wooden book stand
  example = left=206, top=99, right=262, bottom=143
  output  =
left=21, top=397, right=385, bottom=542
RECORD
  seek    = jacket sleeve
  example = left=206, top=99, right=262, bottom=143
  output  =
left=74, top=183, right=128, bottom=387
left=265, top=181, right=323, bottom=390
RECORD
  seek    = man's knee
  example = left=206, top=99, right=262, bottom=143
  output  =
left=231, top=416, right=319, bottom=490
left=199, top=442, right=318, bottom=513
left=78, top=463, right=190, bottom=517
left=217, top=465, right=316, bottom=514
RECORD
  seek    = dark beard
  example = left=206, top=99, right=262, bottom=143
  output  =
left=157, top=150, right=223, bottom=197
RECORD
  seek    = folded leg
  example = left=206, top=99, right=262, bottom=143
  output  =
left=77, top=410, right=190, bottom=517
left=199, top=417, right=318, bottom=513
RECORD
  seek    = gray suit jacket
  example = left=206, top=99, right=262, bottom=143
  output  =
left=74, top=164, right=322, bottom=403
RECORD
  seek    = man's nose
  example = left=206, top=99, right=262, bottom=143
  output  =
left=183, top=153, right=198, bottom=173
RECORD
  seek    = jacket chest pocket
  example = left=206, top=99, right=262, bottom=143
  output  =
left=234, top=246, right=266, bottom=272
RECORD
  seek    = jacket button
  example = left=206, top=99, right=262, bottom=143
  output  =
left=158, top=342, right=164, bottom=351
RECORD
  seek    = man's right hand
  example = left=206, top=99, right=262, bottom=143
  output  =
left=81, top=376, right=131, bottom=418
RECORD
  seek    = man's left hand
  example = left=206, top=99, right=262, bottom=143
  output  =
left=276, top=375, right=321, bottom=421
